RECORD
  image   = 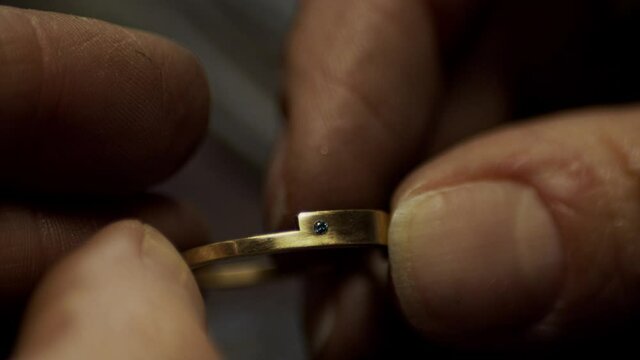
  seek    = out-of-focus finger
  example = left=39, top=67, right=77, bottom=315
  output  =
left=267, top=0, right=442, bottom=229
left=0, top=6, right=209, bottom=193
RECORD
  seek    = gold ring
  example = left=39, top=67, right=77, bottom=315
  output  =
left=182, top=209, right=388, bottom=288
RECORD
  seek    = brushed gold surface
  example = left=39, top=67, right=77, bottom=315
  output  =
left=182, top=210, right=388, bottom=288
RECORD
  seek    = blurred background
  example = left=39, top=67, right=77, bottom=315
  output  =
left=1, top=0, right=305, bottom=358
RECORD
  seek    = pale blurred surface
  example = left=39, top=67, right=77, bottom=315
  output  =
left=1, top=0, right=306, bottom=358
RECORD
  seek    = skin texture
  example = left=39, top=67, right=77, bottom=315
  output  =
left=0, top=4, right=209, bottom=296
left=0, top=5, right=214, bottom=357
left=2, top=0, right=640, bottom=358
left=13, top=221, right=219, bottom=359
left=266, top=0, right=640, bottom=357
left=0, top=6, right=209, bottom=193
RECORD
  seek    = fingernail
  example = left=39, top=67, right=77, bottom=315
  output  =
left=140, top=224, right=204, bottom=318
left=140, top=224, right=186, bottom=269
left=389, top=181, right=564, bottom=336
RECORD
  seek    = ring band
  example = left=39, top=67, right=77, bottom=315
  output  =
left=182, top=209, right=388, bottom=288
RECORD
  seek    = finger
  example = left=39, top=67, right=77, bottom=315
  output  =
left=0, top=6, right=209, bottom=193
left=269, top=1, right=486, bottom=357
left=307, top=271, right=385, bottom=359
left=305, top=253, right=414, bottom=359
left=13, top=220, right=219, bottom=359
left=390, top=105, right=640, bottom=345
left=0, top=194, right=207, bottom=304
left=0, top=195, right=208, bottom=353
left=266, top=0, right=442, bottom=229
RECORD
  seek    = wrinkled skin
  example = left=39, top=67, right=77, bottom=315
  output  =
left=1, top=1, right=640, bottom=358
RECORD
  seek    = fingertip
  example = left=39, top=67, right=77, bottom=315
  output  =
left=272, top=0, right=440, bottom=219
left=389, top=181, right=564, bottom=341
left=14, top=220, right=216, bottom=359
left=128, top=29, right=211, bottom=185
left=0, top=7, right=210, bottom=192
left=131, top=195, right=211, bottom=250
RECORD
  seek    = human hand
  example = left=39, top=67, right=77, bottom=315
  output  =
left=12, top=221, right=219, bottom=359
left=267, top=0, right=640, bottom=357
left=0, top=5, right=212, bottom=356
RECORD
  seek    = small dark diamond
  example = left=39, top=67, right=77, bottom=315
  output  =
left=313, top=220, right=329, bottom=235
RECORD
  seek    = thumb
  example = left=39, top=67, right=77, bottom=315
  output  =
left=391, top=181, right=562, bottom=340
left=13, top=220, right=219, bottom=359
left=389, top=107, right=640, bottom=345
